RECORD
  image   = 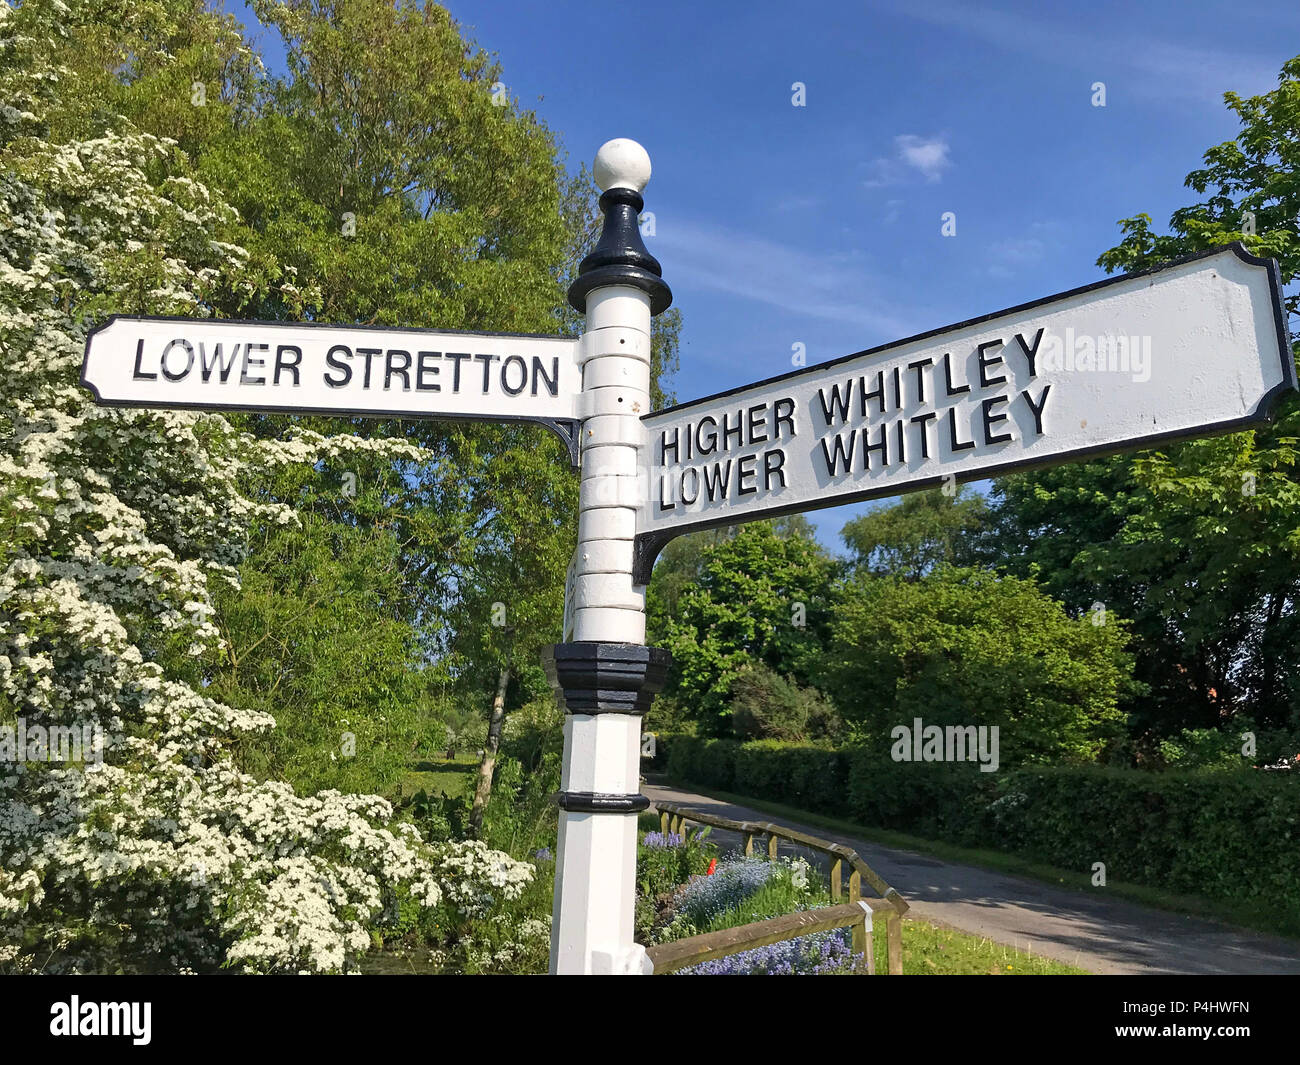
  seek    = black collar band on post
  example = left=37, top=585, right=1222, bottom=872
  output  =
left=567, top=187, right=673, bottom=316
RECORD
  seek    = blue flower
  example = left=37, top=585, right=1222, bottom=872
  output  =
left=676, top=929, right=859, bottom=976
left=639, top=831, right=684, bottom=850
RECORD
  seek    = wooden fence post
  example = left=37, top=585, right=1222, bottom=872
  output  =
left=887, top=913, right=903, bottom=975
left=830, top=857, right=842, bottom=901
left=849, top=868, right=861, bottom=902
left=853, top=903, right=875, bottom=974
left=767, top=833, right=779, bottom=860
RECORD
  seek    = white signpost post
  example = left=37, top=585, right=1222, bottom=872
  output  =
left=80, top=138, right=1295, bottom=977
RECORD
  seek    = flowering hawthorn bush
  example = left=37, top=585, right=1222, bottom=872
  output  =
left=0, top=1, right=532, bottom=973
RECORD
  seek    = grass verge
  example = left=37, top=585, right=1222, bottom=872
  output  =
left=881, top=917, right=1087, bottom=974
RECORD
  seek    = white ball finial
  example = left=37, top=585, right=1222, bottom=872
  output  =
left=593, top=138, right=651, bottom=193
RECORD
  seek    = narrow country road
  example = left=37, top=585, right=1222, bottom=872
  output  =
left=644, top=780, right=1300, bottom=975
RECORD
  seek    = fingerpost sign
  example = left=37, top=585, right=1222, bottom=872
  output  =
left=80, top=137, right=1296, bottom=976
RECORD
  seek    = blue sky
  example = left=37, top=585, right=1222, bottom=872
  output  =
left=231, top=0, right=1300, bottom=549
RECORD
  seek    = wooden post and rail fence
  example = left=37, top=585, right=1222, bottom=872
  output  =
left=647, top=800, right=909, bottom=975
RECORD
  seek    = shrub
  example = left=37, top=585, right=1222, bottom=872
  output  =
left=666, top=736, right=741, bottom=791
left=637, top=828, right=716, bottom=900
left=730, top=664, right=845, bottom=744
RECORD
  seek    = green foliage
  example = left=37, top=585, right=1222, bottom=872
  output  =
left=845, top=748, right=997, bottom=844
left=666, top=736, right=742, bottom=791
left=734, top=740, right=846, bottom=812
left=655, top=523, right=840, bottom=729
left=729, top=662, right=844, bottom=743
left=636, top=831, right=716, bottom=902
left=164, top=507, right=429, bottom=795
left=993, top=767, right=1300, bottom=914
left=1156, top=726, right=1257, bottom=772
left=822, top=567, right=1137, bottom=764
left=666, top=738, right=1300, bottom=918
left=985, top=54, right=1300, bottom=740
left=842, top=487, right=990, bottom=579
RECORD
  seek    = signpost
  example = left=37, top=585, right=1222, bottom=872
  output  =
left=634, top=244, right=1294, bottom=579
left=83, top=318, right=584, bottom=465
left=79, top=137, right=1296, bottom=977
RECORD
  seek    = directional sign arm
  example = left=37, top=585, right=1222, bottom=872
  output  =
left=632, top=243, right=1295, bottom=582
left=81, top=315, right=585, bottom=467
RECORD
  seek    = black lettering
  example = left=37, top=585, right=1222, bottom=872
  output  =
left=385, top=349, right=411, bottom=391
left=501, top=355, right=527, bottom=396
left=1022, top=385, right=1051, bottom=435
left=1015, top=329, right=1045, bottom=377
left=860, top=371, right=885, bottom=416
left=703, top=460, right=733, bottom=500
left=947, top=408, right=975, bottom=451
left=721, top=411, right=743, bottom=450
left=942, top=352, right=970, bottom=396
left=773, top=397, right=796, bottom=439
left=161, top=339, right=194, bottom=381
left=132, top=339, right=156, bottom=381
left=240, top=342, right=267, bottom=386
left=982, top=395, right=1013, bottom=445
left=274, top=344, right=302, bottom=386
left=199, top=341, right=240, bottom=382
left=681, top=467, right=701, bottom=506
left=737, top=454, right=758, bottom=495
left=658, top=474, right=675, bottom=512
left=416, top=351, right=441, bottom=392
left=660, top=427, right=680, bottom=464
left=978, top=339, right=1007, bottom=388
left=695, top=416, right=717, bottom=456
left=747, top=404, right=769, bottom=445
left=446, top=352, right=471, bottom=392
left=324, top=345, right=352, bottom=387
left=908, top=357, right=933, bottom=403
left=892, top=366, right=902, bottom=409
left=910, top=411, right=936, bottom=458
left=762, top=448, right=787, bottom=490
left=820, top=430, right=857, bottom=475
left=863, top=422, right=889, bottom=469
left=474, top=352, right=498, bottom=392
left=532, top=356, right=559, bottom=397
left=355, top=347, right=381, bottom=389
left=817, top=382, right=852, bottom=425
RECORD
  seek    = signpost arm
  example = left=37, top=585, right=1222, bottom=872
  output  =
left=543, top=139, right=672, bottom=975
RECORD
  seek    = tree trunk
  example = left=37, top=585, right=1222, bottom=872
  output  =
left=469, top=667, right=511, bottom=837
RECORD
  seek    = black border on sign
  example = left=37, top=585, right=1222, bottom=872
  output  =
left=79, top=315, right=583, bottom=467
left=631, top=243, right=1297, bottom=582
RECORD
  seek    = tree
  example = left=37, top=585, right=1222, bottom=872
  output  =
left=655, top=523, right=839, bottom=730
left=0, top=0, right=535, bottom=974
left=984, top=55, right=1300, bottom=739
left=841, top=486, right=989, bottom=579
left=820, top=568, right=1138, bottom=764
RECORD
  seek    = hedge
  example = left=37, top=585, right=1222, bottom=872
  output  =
left=662, top=735, right=1300, bottom=916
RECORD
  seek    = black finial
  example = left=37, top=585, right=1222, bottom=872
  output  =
left=567, top=140, right=672, bottom=316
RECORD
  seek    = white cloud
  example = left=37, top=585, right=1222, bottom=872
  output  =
left=895, top=135, right=951, bottom=181
left=652, top=218, right=917, bottom=337
left=865, top=134, right=952, bottom=188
